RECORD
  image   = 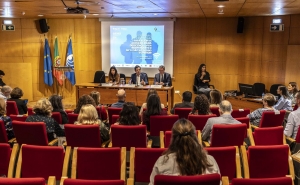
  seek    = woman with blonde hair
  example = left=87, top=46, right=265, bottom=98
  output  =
left=149, top=119, right=220, bottom=185
left=90, top=91, right=108, bottom=121
left=0, top=98, right=14, bottom=139
left=75, top=104, right=110, bottom=142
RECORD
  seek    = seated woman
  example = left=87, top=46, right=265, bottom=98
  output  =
left=115, top=102, right=140, bottom=125
left=73, top=95, right=96, bottom=114
left=248, top=93, right=276, bottom=127
left=209, top=89, right=222, bottom=107
left=90, top=91, right=108, bottom=121
left=287, top=82, right=298, bottom=104
left=139, top=89, right=164, bottom=116
left=149, top=119, right=220, bottom=185
left=75, top=104, right=110, bottom=142
left=26, top=98, right=64, bottom=142
left=108, top=66, right=120, bottom=84
left=8, top=87, right=27, bottom=115
left=143, top=94, right=167, bottom=131
left=274, top=86, right=293, bottom=111
left=0, top=98, right=14, bottom=140
left=190, top=94, right=211, bottom=115
left=194, top=64, right=211, bottom=98
left=49, top=95, right=68, bottom=124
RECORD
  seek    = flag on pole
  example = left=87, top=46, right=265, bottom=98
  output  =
left=44, top=38, right=53, bottom=86
left=53, top=37, right=64, bottom=85
left=65, top=37, right=76, bottom=85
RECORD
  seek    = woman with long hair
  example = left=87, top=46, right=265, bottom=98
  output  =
left=139, top=89, right=164, bottom=115
left=287, top=82, right=298, bottom=104
left=90, top=91, right=108, bottom=121
left=149, top=119, right=220, bottom=185
left=74, top=95, right=96, bottom=114
left=274, top=86, right=293, bottom=111
left=209, top=89, right=222, bottom=107
left=49, top=95, right=68, bottom=124
left=0, top=98, right=14, bottom=139
left=194, top=64, right=211, bottom=97
left=190, top=94, right=211, bottom=115
left=108, top=66, right=120, bottom=84
left=116, top=102, right=140, bottom=125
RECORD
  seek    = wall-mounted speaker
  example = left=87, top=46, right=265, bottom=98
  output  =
left=237, top=17, right=244, bottom=33
left=38, top=19, right=49, bottom=33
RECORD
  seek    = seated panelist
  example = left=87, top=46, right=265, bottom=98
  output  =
left=108, top=66, right=120, bottom=84
left=154, top=65, right=172, bottom=86
left=130, top=65, right=148, bottom=85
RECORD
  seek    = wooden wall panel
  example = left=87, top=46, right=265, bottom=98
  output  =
left=289, top=15, right=300, bottom=44
left=285, top=45, right=300, bottom=86
left=0, top=43, right=23, bottom=57
left=74, top=19, right=101, bottom=44
left=238, top=60, right=261, bottom=76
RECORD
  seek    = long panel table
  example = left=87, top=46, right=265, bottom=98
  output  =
left=225, top=96, right=263, bottom=112
left=75, top=83, right=174, bottom=110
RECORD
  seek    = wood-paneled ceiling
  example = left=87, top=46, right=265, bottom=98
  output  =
left=0, top=0, right=300, bottom=19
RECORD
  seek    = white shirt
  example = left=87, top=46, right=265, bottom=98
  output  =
left=284, top=107, right=300, bottom=139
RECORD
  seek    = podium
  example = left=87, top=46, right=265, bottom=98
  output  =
left=53, top=66, right=73, bottom=97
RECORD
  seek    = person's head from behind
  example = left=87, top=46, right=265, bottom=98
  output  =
left=116, top=89, right=126, bottom=101
left=10, top=87, right=23, bottom=99
left=49, top=95, right=63, bottom=110
left=165, top=118, right=212, bottom=175
left=182, top=91, right=192, bottom=102
left=1, top=86, right=12, bottom=97
left=296, top=91, right=300, bottom=106
left=288, top=82, right=298, bottom=94
left=77, top=104, right=99, bottom=125
left=134, top=65, right=141, bottom=76
left=75, top=95, right=96, bottom=113
left=193, top=94, right=210, bottom=115
left=219, top=100, right=232, bottom=115
left=118, top=102, right=140, bottom=125
left=90, top=91, right=100, bottom=105
left=277, top=86, right=288, bottom=98
left=198, top=64, right=206, bottom=74
left=146, top=89, right=158, bottom=102
left=158, top=65, right=165, bottom=75
left=146, top=94, right=161, bottom=114
left=0, top=98, right=6, bottom=116
left=210, top=89, right=222, bottom=105
left=263, top=93, right=276, bottom=107
left=0, top=70, right=5, bottom=79
left=33, top=98, right=53, bottom=117
left=109, top=66, right=118, bottom=77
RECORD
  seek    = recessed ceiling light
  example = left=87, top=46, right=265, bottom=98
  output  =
left=137, top=6, right=144, bottom=9
left=93, top=14, right=99, bottom=15
left=218, top=5, right=225, bottom=8
left=153, top=13, right=157, bottom=15
left=218, top=12, right=224, bottom=14
left=38, top=14, right=44, bottom=17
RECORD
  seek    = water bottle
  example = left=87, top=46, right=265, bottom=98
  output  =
left=262, top=92, right=265, bottom=99
left=120, top=78, right=124, bottom=85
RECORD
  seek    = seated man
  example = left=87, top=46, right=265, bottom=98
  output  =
left=111, top=89, right=126, bottom=108
left=130, top=65, right=148, bottom=86
left=154, top=65, right=172, bottom=86
left=170, top=91, right=193, bottom=114
left=247, top=93, right=276, bottom=127
left=284, top=91, right=300, bottom=139
left=202, top=100, right=241, bottom=143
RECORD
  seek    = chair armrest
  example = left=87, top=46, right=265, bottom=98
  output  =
left=147, top=139, right=152, bottom=148
left=222, top=176, right=229, bottom=185
left=247, top=128, right=255, bottom=146
left=108, top=141, right=112, bottom=147
left=288, top=148, right=295, bottom=180
left=209, top=84, right=215, bottom=89
left=62, top=146, right=71, bottom=177
left=8, top=137, right=16, bottom=144
left=251, top=124, right=258, bottom=130
left=127, top=178, right=134, bottom=185
left=235, top=146, right=242, bottom=178
left=197, top=130, right=202, bottom=146
left=8, top=144, right=19, bottom=178
left=160, top=131, right=164, bottom=148
left=59, top=177, right=68, bottom=185
left=286, top=136, right=296, bottom=144
left=48, top=138, right=58, bottom=146
left=203, top=141, right=210, bottom=147
left=102, top=139, right=111, bottom=147
left=48, top=176, right=56, bottom=185
left=240, top=145, right=249, bottom=178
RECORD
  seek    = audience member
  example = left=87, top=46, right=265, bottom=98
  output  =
left=149, top=119, right=220, bottom=185
left=8, top=87, right=27, bottom=115
left=143, top=94, right=167, bottom=131
left=190, top=94, right=211, bottom=115
left=139, top=89, right=164, bottom=115
left=0, top=85, right=12, bottom=101
left=202, top=100, right=241, bottom=143
left=130, top=65, right=148, bottom=85
left=0, top=70, right=6, bottom=87
left=111, top=89, right=126, bottom=108
left=274, top=86, right=293, bottom=111
left=287, top=82, right=298, bottom=104
left=248, top=93, right=276, bottom=126
left=284, top=92, right=300, bottom=139
left=26, top=98, right=64, bottom=142
left=74, top=95, right=96, bottom=114
left=115, top=102, right=140, bottom=125
left=75, top=104, right=110, bottom=142
left=153, top=65, right=172, bottom=86
left=90, top=91, right=108, bottom=121
left=194, top=64, right=211, bottom=97
left=170, top=91, right=193, bottom=114
left=49, top=95, right=68, bottom=124
left=108, top=66, right=120, bottom=84
left=209, top=89, right=222, bottom=107
left=0, top=98, right=14, bottom=140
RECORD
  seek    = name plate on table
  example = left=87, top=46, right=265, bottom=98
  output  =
left=150, top=85, right=162, bottom=88
left=101, top=83, right=113, bottom=87
left=124, top=84, right=136, bottom=87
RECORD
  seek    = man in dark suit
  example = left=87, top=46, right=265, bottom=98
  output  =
left=130, top=65, right=148, bottom=86
left=170, top=91, right=194, bottom=114
left=153, top=65, right=172, bottom=86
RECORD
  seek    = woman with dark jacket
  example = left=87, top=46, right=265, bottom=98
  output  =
left=8, top=87, right=27, bottom=115
left=49, top=95, right=68, bottom=124
left=194, top=64, right=211, bottom=98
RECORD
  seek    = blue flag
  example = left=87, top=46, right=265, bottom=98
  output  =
left=65, top=38, right=76, bottom=85
left=44, top=38, right=53, bottom=86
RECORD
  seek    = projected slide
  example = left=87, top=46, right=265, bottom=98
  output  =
left=110, top=25, right=164, bottom=68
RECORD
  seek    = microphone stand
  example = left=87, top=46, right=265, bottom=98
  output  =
left=99, top=72, right=105, bottom=86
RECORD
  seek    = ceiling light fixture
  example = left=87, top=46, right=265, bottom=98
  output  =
left=218, top=5, right=224, bottom=8
left=38, top=14, right=44, bottom=17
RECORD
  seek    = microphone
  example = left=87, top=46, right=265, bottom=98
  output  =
left=99, top=72, right=106, bottom=86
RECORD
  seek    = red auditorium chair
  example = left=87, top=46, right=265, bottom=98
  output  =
left=149, top=115, right=179, bottom=136
left=154, top=174, right=221, bottom=185
left=108, top=107, right=122, bottom=125
left=0, top=178, right=47, bottom=185
left=286, top=127, right=300, bottom=154
left=51, top=112, right=62, bottom=124
left=236, top=117, right=250, bottom=128
left=111, top=115, right=120, bottom=125
left=96, top=106, right=108, bottom=121
left=248, top=126, right=286, bottom=146
left=9, top=114, right=28, bottom=122
left=174, top=108, right=192, bottom=119
left=127, top=147, right=165, bottom=185
left=251, top=110, right=286, bottom=128
left=6, top=101, right=19, bottom=116
left=27, top=107, right=34, bottom=116
left=231, top=177, right=293, bottom=185
left=231, top=108, right=250, bottom=118
left=0, top=120, right=15, bottom=144
left=62, top=179, right=125, bottom=185
left=65, top=110, right=73, bottom=114
left=160, top=130, right=202, bottom=148
left=0, top=143, right=18, bottom=178
left=67, top=113, right=78, bottom=124
left=188, top=114, right=217, bottom=131
left=209, top=107, right=220, bottom=116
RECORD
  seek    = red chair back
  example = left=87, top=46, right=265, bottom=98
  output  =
left=231, top=109, right=250, bottom=118
left=108, top=108, right=122, bottom=125
left=174, top=108, right=192, bottom=119
left=27, top=108, right=34, bottom=116
left=111, top=125, right=147, bottom=151
left=259, top=110, right=286, bottom=127
left=205, top=146, right=237, bottom=180
left=76, top=147, right=122, bottom=180
left=6, top=101, right=19, bottom=116
left=164, top=131, right=172, bottom=148
left=96, top=106, right=108, bottom=121
left=294, top=104, right=298, bottom=111
left=65, top=110, right=73, bottom=114
left=188, top=114, right=217, bottom=131
left=63, top=179, right=125, bottom=185
left=247, top=145, right=289, bottom=178
left=0, top=143, right=11, bottom=177
left=0, top=120, right=8, bottom=143
left=51, top=112, right=62, bottom=124
left=10, top=114, right=28, bottom=122
left=65, top=124, right=101, bottom=148
left=111, top=115, right=120, bottom=125
left=150, top=115, right=179, bottom=136
left=231, top=177, right=293, bottom=185
left=0, top=178, right=46, bottom=185
left=134, top=148, right=165, bottom=183
left=209, top=107, right=220, bottom=117
left=67, top=113, right=79, bottom=124
left=253, top=126, right=284, bottom=145
left=236, top=117, right=250, bottom=128
left=295, top=127, right=300, bottom=143
left=12, top=121, right=49, bottom=145
left=19, top=145, right=65, bottom=180
left=210, top=124, right=247, bottom=147
left=154, top=174, right=221, bottom=185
